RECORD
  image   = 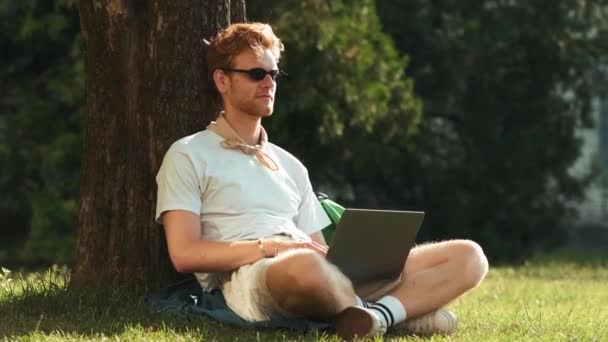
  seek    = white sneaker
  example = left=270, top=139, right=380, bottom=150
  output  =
left=333, top=306, right=387, bottom=340
left=393, top=308, right=457, bottom=335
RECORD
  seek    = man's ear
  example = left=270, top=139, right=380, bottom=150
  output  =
left=213, top=69, right=230, bottom=94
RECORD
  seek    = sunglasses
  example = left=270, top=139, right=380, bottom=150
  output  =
left=220, top=68, right=284, bottom=81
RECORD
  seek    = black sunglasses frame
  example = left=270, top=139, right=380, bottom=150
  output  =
left=220, top=68, right=285, bottom=81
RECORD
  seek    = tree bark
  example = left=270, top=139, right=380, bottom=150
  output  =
left=72, top=0, right=246, bottom=289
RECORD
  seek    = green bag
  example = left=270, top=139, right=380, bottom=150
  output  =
left=317, top=193, right=345, bottom=243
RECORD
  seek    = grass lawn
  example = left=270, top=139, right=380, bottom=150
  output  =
left=1, top=251, right=608, bottom=341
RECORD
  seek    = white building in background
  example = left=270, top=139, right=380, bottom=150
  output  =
left=571, top=76, right=608, bottom=225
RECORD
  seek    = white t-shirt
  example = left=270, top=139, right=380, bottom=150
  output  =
left=155, top=129, right=331, bottom=290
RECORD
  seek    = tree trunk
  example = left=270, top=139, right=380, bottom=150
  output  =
left=72, top=0, right=246, bottom=289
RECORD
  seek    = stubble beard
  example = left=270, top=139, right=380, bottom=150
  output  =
left=237, top=100, right=274, bottom=119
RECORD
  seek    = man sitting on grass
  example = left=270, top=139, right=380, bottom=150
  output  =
left=155, top=22, right=489, bottom=339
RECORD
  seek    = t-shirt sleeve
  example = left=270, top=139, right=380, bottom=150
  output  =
left=155, top=146, right=203, bottom=224
left=294, top=167, right=331, bottom=235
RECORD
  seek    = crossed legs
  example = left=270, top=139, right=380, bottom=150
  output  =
left=264, top=248, right=357, bottom=318
left=390, top=239, right=489, bottom=318
left=265, top=239, right=489, bottom=320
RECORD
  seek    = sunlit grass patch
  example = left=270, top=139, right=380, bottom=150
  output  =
left=1, top=255, right=607, bottom=341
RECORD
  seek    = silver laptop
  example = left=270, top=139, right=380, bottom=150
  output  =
left=325, top=209, right=424, bottom=283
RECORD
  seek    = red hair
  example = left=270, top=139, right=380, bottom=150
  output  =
left=206, top=22, right=284, bottom=81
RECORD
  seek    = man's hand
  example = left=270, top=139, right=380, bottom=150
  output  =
left=262, top=239, right=328, bottom=257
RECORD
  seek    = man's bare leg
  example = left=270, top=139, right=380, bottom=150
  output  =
left=390, top=239, right=489, bottom=319
left=263, top=239, right=488, bottom=337
left=265, top=248, right=357, bottom=318
left=265, top=249, right=392, bottom=339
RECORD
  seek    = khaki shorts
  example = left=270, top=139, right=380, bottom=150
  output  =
left=219, top=255, right=402, bottom=322
left=219, top=257, right=297, bottom=321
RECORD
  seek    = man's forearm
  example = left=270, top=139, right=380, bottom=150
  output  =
left=172, top=239, right=270, bottom=273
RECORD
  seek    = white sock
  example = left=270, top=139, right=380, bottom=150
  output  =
left=366, top=296, right=407, bottom=328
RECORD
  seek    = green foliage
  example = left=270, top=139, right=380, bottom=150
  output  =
left=249, top=0, right=423, bottom=204
left=374, top=0, right=608, bottom=260
left=0, top=0, right=83, bottom=265
left=2, top=0, right=607, bottom=266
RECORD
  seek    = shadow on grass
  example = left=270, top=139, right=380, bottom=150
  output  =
left=0, top=270, right=329, bottom=341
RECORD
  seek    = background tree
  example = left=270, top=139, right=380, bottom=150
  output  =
left=249, top=0, right=423, bottom=206
left=375, top=0, right=608, bottom=260
left=71, top=0, right=245, bottom=289
left=0, top=0, right=83, bottom=266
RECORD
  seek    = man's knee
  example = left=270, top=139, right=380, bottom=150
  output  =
left=267, top=249, right=331, bottom=297
left=266, top=248, right=355, bottom=316
left=456, top=240, right=489, bottom=288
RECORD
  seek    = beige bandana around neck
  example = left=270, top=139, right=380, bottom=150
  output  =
left=206, top=112, right=279, bottom=171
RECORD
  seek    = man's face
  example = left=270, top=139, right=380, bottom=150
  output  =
left=219, top=48, right=278, bottom=118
